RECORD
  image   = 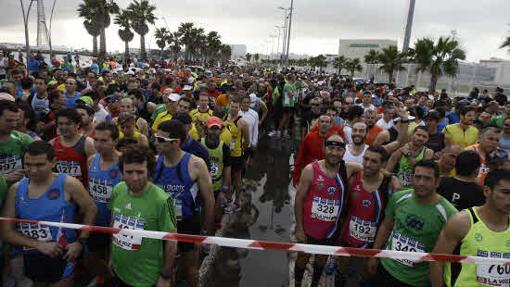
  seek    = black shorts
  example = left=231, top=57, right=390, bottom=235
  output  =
left=370, top=264, right=415, bottom=287
left=231, top=156, right=245, bottom=172
left=177, top=216, right=201, bottom=253
left=306, top=235, right=336, bottom=246
left=23, top=251, right=73, bottom=283
left=87, top=233, right=110, bottom=253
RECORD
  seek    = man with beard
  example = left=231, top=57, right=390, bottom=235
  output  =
left=301, top=97, right=323, bottom=136
left=465, top=127, right=501, bottom=176
left=336, top=146, right=400, bottom=287
left=294, top=133, right=361, bottom=287
left=437, top=144, right=463, bottom=177
left=386, top=126, right=434, bottom=188
left=365, top=110, right=385, bottom=146
left=424, top=111, right=445, bottom=154
left=443, top=106, right=479, bottom=148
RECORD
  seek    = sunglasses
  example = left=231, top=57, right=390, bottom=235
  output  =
left=155, top=135, right=179, bottom=143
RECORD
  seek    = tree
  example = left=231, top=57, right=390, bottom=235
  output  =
left=219, top=44, right=232, bottom=63
left=309, top=55, right=326, bottom=72
left=154, top=27, right=170, bottom=59
left=364, top=49, right=379, bottom=64
left=378, top=45, right=406, bottom=83
left=114, top=9, right=134, bottom=64
left=78, top=0, right=101, bottom=56
left=245, top=53, right=252, bottom=62
left=167, top=32, right=181, bottom=61
left=253, top=53, right=260, bottom=63
left=332, top=55, right=348, bottom=75
left=177, top=22, right=195, bottom=62
left=502, top=37, right=510, bottom=50
left=78, top=0, right=119, bottom=58
left=127, top=0, right=157, bottom=61
left=346, top=58, right=363, bottom=77
left=204, top=31, right=221, bottom=63
left=413, top=37, right=466, bottom=93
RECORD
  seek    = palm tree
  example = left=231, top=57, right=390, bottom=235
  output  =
left=177, top=22, right=195, bottom=62
left=127, top=0, right=157, bottom=61
left=154, top=27, right=170, bottom=59
left=204, top=31, right=221, bottom=63
left=219, top=44, right=232, bottom=63
left=364, top=49, right=380, bottom=80
left=78, top=0, right=101, bottom=56
left=192, top=28, right=206, bottom=62
left=245, top=53, right=252, bottom=62
left=114, top=9, right=134, bottom=64
left=254, top=53, right=260, bottom=63
left=78, top=0, right=119, bottom=58
left=346, top=58, right=363, bottom=77
left=501, top=37, right=510, bottom=50
left=378, top=45, right=406, bottom=83
left=332, top=55, right=348, bottom=75
left=413, top=37, right=466, bottom=93
left=167, top=32, right=181, bottom=61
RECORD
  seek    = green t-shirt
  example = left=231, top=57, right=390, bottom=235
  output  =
left=282, top=82, right=296, bottom=107
left=0, top=131, right=33, bottom=179
left=109, top=182, right=177, bottom=287
left=381, top=189, right=458, bottom=287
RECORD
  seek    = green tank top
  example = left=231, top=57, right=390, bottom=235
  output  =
left=201, top=138, right=224, bottom=191
left=397, top=147, right=426, bottom=188
left=445, top=207, right=510, bottom=287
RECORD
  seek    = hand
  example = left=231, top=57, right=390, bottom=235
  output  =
left=295, top=227, right=306, bottom=243
left=156, top=276, right=172, bottom=287
left=399, top=145, right=409, bottom=155
left=63, top=241, right=83, bottom=261
left=367, top=258, right=379, bottom=276
left=5, top=170, right=25, bottom=182
left=36, top=241, right=64, bottom=258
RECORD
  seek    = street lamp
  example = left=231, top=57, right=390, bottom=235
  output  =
left=275, top=25, right=283, bottom=61
left=285, top=0, right=294, bottom=68
left=277, top=6, right=289, bottom=67
left=20, top=0, right=36, bottom=58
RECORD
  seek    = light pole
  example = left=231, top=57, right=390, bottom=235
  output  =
left=48, top=0, right=57, bottom=57
left=275, top=26, right=282, bottom=61
left=284, top=0, right=294, bottom=68
left=402, top=0, right=416, bottom=52
left=20, top=0, right=36, bottom=59
left=278, top=6, right=289, bottom=67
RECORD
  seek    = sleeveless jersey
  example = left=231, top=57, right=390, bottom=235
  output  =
left=397, top=147, right=426, bottom=188
left=201, top=138, right=224, bottom=191
left=340, top=171, right=391, bottom=248
left=343, top=144, right=369, bottom=165
left=15, top=173, right=77, bottom=252
left=88, top=153, right=122, bottom=227
left=303, top=161, right=345, bottom=241
left=153, top=153, right=200, bottom=220
left=224, top=115, right=243, bottom=157
left=446, top=207, right=510, bottom=287
left=119, top=130, right=142, bottom=141
left=53, top=136, right=88, bottom=187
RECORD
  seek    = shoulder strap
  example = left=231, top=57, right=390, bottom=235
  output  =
left=467, top=207, right=479, bottom=224
left=378, top=175, right=392, bottom=207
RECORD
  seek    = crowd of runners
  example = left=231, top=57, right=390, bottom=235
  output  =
left=0, top=51, right=509, bottom=287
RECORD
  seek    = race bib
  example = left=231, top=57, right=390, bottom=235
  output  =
left=210, top=163, right=219, bottom=177
left=349, top=216, right=377, bottom=242
left=55, top=161, right=82, bottom=177
left=311, top=196, right=340, bottom=222
left=398, top=172, right=412, bottom=187
left=479, top=163, right=490, bottom=175
left=390, top=232, right=426, bottom=267
left=18, top=223, right=53, bottom=247
left=477, top=264, right=510, bottom=286
left=0, top=155, right=22, bottom=175
left=112, top=214, right=145, bottom=251
left=174, top=197, right=183, bottom=219
left=89, top=178, right=113, bottom=203
left=229, top=139, right=236, bottom=151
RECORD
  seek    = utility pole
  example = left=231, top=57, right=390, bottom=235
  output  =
left=20, top=0, right=36, bottom=59
left=402, top=0, right=416, bottom=52
left=284, top=0, right=294, bottom=68
left=275, top=26, right=282, bottom=61
left=48, top=0, right=57, bottom=56
left=278, top=7, right=288, bottom=67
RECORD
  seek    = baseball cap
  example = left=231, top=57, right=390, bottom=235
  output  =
left=77, top=96, right=94, bottom=107
left=206, top=116, right=223, bottom=129
left=167, top=93, right=181, bottom=102
left=183, top=85, right=193, bottom=91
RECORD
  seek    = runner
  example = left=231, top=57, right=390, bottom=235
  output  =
left=152, top=92, right=181, bottom=133
left=84, top=122, right=122, bottom=285
left=430, top=169, right=510, bottom=287
left=117, top=96, right=149, bottom=137
left=0, top=100, right=33, bottom=185
left=109, top=144, right=177, bottom=287
left=294, top=132, right=361, bottom=287
left=240, top=94, right=259, bottom=167
left=153, top=119, right=214, bottom=287
left=367, top=160, right=457, bottom=287
left=63, top=78, right=81, bottom=109
left=465, top=127, right=501, bottom=176
left=386, top=126, right=434, bottom=188
left=443, top=106, right=479, bottom=148
left=50, top=108, right=96, bottom=187
left=76, top=103, right=96, bottom=137
left=189, top=93, right=213, bottom=139
left=224, top=96, right=250, bottom=208
left=117, top=112, right=149, bottom=146
left=437, top=144, right=463, bottom=177
left=336, top=146, right=400, bottom=287
left=0, top=141, right=96, bottom=286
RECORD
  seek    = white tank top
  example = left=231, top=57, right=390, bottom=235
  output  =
left=343, top=144, right=368, bottom=164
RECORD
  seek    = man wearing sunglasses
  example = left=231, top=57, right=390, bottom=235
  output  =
left=152, top=119, right=214, bottom=287
left=294, top=133, right=362, bottom=287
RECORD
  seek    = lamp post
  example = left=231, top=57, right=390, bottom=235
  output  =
left=277, top=6, right=289, bottom=67
left=402, top=0, right=416, bottom=52
left=20, top=0, right=36, bottom=59
left=48, top=0, right=57, bottom=57
left=275, top=25, right=283, bottom=61
left=284, top=0, right=294, bottom=68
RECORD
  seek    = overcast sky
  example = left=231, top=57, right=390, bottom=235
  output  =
left=1, top=0, right=509, bottom=62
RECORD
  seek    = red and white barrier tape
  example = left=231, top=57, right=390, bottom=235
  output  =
left=0, top=217, right=508, bottom=265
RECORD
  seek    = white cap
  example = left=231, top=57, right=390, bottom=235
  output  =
left=183, top=85, right=193, bottom=91
left=167, top=93, right=181, bottom=102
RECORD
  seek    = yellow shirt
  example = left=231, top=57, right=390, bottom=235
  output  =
left=189, top=109, right=213, bottom=138
left=442, top=124, right=479, bottom=148
left=152, top=111, right=172, bottom=133
left=189, top=123, right=232, bottom=145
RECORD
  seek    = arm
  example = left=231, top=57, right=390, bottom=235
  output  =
left=66, top=176, right=97, bottom=239
left=424, top=148, right=434, bottom=160
left=294, top=164, right=313, bottom=243
left=251, top=113, right=259, bottom=147
left=390, top=175, right=401, bottom=192
left=240, top=119, right=251, bottom=150
left=258, top=100, right=269, bottom=125
left=367, top=216, right=395, bottom=275
left=192, top=157, right=215, bottom=234
left=430, top=211, right=471, bottom=287
left=385, top=149, right=403, bottom=174
left=373, top=130, right=390, bottom=146
left=84, top=137, right=97, bottom=158
left=345, top=162, right=363, bottom=178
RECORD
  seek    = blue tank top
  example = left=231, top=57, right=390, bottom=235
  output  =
left=64, top=92, right=81, bottom=109
left=152, top=152, right=200, bottom=220
left=88, top=153, right=122, bottom=226
left=15, top=174, right=77, bottom=250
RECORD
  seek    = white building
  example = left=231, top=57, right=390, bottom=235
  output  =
left=229, top=44, right=247, bottom=59
left=338, top=39, right=398, bottom=61
left=479, top=58, right=510, bottom=86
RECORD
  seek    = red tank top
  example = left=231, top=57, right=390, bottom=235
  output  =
left=53, top=136, right=88, bottom=187
left=303, top=161, right=345, bottom=241
left=339, top=171, right=389, bottom=247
